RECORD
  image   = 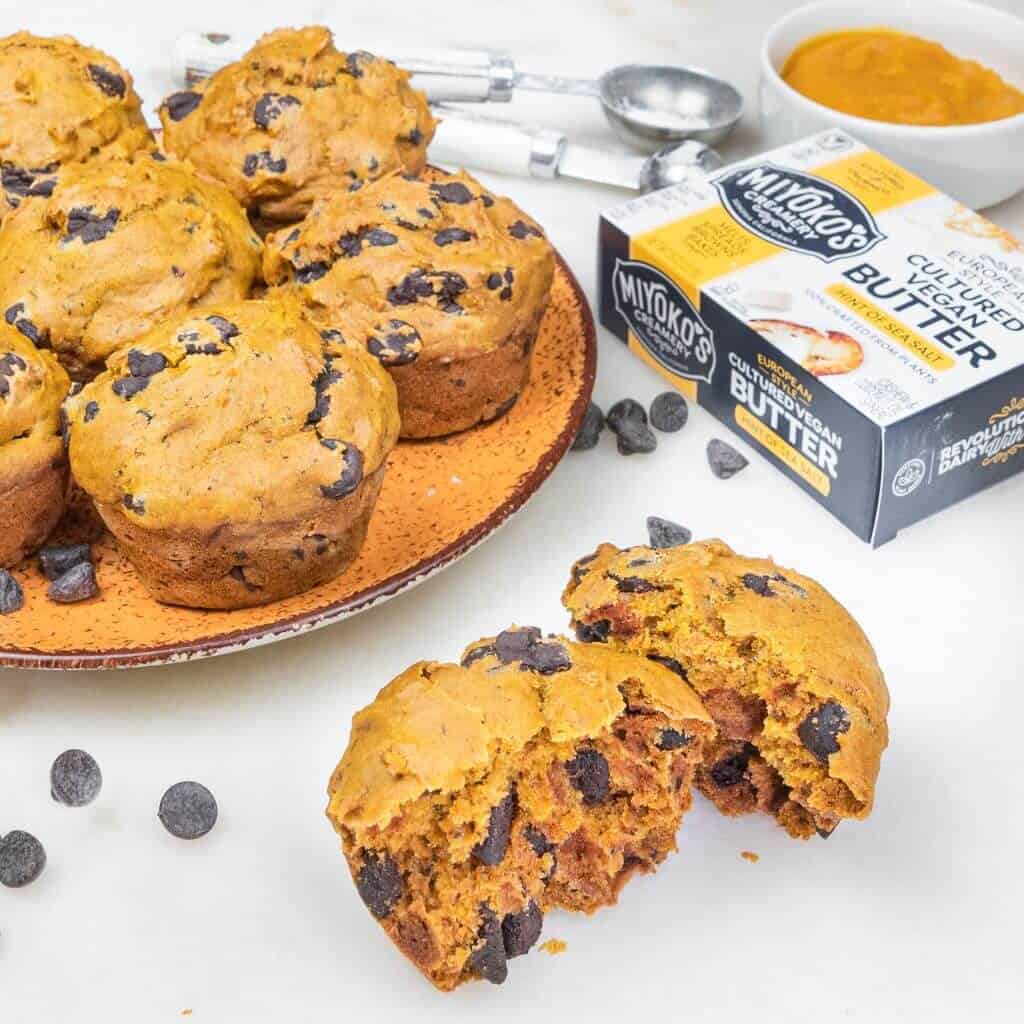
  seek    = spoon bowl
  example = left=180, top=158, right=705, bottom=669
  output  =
left=600, top=64, right=744, bottom=150
left=638, top=139, right=725, bottom=193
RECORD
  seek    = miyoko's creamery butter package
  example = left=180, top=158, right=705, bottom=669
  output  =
left=599, top=131, right=1024, bottom=545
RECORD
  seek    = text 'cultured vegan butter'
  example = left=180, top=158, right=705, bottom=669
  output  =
left=599, top=130, right=1024, bottom=545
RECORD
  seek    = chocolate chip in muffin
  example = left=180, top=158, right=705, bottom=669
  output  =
left=295, top=260, right=330, bottom=283
left=242, top=150, right=288, bottom=177
left=228, top=565, right=260, bottom=592
left=508, top=219, right=542, bottom=240
left=468, top=906, right=508, bottom=985
left=647, top=516, right=691, bottom=549
left=493, top=627, right=572, bottom=675
left=356, top=851, right=403, bottom=919
left=123, top=493, right=145, bottom=515
left=63, top=205, right=120, bottom=245
left=364, top=228, right=397, bottom=247
left=2, top=164, right=57, bottom=200
left=83, top=400, right=100, bottom=421
left=574, top=619, right=611, bottom=644
left=656, top=728, right=692, bottom=751
left=571, top=402, right=605, bottom=451
left=564, top=747, right=610, bottom=805
left=485, top=272, right=503, bottom=290
left=0, top=830, right=46, bottom=888
left=87, top=64, right=126, bottom=98
left=48, top=562, right=98, bottom=603
left=126, top=350, right=168, bottom=378
left=345, top=50, right=374, bottom=78
left=387, top=270, right=434, bottom=306
left=320, top=444, right=364, bottom=499
left=367, top=319, right=421, bottom=367
left=797, top=701, right=851, bottom=764
left=253, top=91, right=301, bottom=128
left=4, top=303, right=42, bottom=343
left=433, top=227, right=474, bottom=246
left=111, top=376, right=149, bottom=399
left=709, top=748, right=751, bottom=787
left=650, top=391, right=689, bottom=433
left=502, top=901, right=543, bottom=958
left=38, top=543, right=90, bottom=581
left=707, top=438, right=749, bottom=480
left=429, top=181, right=473, bottom=205
left=472, top=790, right=517, bottom=867
left=50, top=749, right=103, bottom=807
left=164, top=90, right=202, bottom=121
left=206, top=315, right=240, bottom=342
left=158, top=781, right=218, bottom=840
left=608, top=572, right=658, bottom=593
left=0, top=569, right=24, bottom=615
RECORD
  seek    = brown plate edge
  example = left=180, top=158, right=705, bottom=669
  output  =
left=0, top=252, right=597, bottom=671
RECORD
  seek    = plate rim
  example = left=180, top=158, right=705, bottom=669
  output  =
left=0, top=252, right=596, bottom=671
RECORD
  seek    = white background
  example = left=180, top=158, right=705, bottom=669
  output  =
left=2, top=1, right=1022, bottom=1020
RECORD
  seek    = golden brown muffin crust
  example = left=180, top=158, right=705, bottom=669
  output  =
left=159, top=26, right=436, bottom=224
left=0, top=155, right=264, bottom=381
left=563, top=540, right=890, bottom=837
left=0, top=33, right=153, bottom=223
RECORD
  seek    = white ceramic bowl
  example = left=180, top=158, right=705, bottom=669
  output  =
left=760, top=0, right=1024, bottom=209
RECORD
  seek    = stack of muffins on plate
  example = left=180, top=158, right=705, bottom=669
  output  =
left=0, top=25, right=556, bottom=609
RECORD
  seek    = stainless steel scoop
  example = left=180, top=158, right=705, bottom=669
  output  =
left=176, top=32, right=744, bottom=149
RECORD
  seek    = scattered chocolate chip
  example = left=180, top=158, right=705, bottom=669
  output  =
left=502, top=901, right=543, bottom=958
left=709, top=749, right=751, bottom=787
left=242, top=151, right=287, bottom=176
left=364, top=228, right=397, bottom=247
left=295, top=261, right=330, bottom=283
left=486, top=272, right=503, bottom=290
left=468, top=906, right=508, bottom=985
left=367, top=319, right=421, bottom=366
left=565, top=748, right=610, bottom=805
left=63, top=206, right=120, bottom=245
left=707, top=438, right=749, bottom=480
left=472, top=791, right=517, bottom=867
left=253, top=92, right=300, bottom=128
left=647, top=516, right=691, bottom=549
left=0, top=569, right=24, bottom=614
left=650, top=391, right=689, bottom=432
left=797, top=701, right=850, bottom=764
left=50, top=749, right=102, bottom=807
left=164, top=90, right=202, bottom=121
left=83, top=400, right=100, bottom=422
left=493, top=627, right=571, bottom=675
left=606, top=398, right=646, bottom=431
left=321, top=444, right=364, bottom=500
left=430, top=181, right=473, bottom=205
left=648, top=654, right=688, bottom=679
left=434, top=227, right=474, bottom=246
left=575, top=619, right=611, bottom=644
left=48, top=562, right=98, bottom=603
left=38, top=544, right=90, bottom=581
left=615, top=418, right=658, bottom=455
left=356, top=851, right=402, bottom=918
left=158, top=781, right=218, bottom=840
left=608, top=573, right=658, bottom=594
left=508, top=219, right=542, bottom=240
left=0, top=830, right=46, bottom=887
left=88, top=64, right=126, bottom=98
left=571, top=402, right=605, bottom=451
left=656, top=729, right=691, bottom=751
left=206, top=316, right=240, bottom=341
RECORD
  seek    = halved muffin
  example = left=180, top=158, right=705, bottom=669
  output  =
left=65, top=297, right=399, bottom=608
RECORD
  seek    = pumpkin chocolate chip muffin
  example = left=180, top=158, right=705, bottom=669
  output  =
left=0, top=325, right=71, bottom=567
left=563, top=540, right=890, bottom=840
left=265, top=169, right=555, bottom=438
left=0, top=32, right=153, bottom=224
left=326, top=627, right=714, bottom=990
left=159, top=26, right=435, bottom=226
left=0, top=154, right=263, bottom=382
left=65, top=297, right=399, bottom=609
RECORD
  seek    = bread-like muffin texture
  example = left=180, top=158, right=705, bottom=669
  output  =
left=563, top=540, right=890, bottom=839
left=0, top=155, right=263, bottom=382
left=0, top=32, right=153, bottom=224
left=264, top=169, right=555, bottom=438
left=159, top=26, right=436, bottom=226
left=327, top=628, right=714, bottom=990
left=65, top=297, right=400, bottom=609
left=0, top=326, right=71, bottom=567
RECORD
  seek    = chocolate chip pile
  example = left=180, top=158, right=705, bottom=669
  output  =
left=0, top=543, right=99, bottom=616
left=1, top=748, right=218, bottom=893
left=572, top=389, right=750, bottom=480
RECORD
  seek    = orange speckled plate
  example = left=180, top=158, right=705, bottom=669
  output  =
left=0, top=253, right=595, bottom=670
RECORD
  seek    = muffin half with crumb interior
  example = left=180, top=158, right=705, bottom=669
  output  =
left=65, top=297, right=399, bottom=609
left=264, top=169, right=555, bottom=438
left=0, top=324, right=71, bottom=567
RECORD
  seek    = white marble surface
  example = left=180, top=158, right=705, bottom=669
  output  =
left=2, top=2, right=1023, bottom=1020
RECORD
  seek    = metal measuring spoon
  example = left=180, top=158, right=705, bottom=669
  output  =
left=430, top=107, right=723, bottom=193
left=177, top=33, right=743, bottom=149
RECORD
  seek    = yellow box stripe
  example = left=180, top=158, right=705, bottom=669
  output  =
left=826, top=283, right=955, bottom=370
left=735, top=405, right=831, bottom=496
left=814, top=151, right=935, bottom=216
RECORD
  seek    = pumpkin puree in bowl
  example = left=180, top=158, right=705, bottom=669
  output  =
left=782, top=29, right=1024, bottom=127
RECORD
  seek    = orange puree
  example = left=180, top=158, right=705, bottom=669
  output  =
left=782, top=29, right=1024, bottom=126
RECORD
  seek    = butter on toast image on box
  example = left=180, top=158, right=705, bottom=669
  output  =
left=599, top=130, right=1024, bottom=545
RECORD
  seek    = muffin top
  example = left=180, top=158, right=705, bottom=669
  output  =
left=264, top=170, right=555, bottom=368
left=0, top=154, right=263, bottom=380
left=328, top=626, right=713, bottom=836
left=66, top=297, right=400, bottom=530
left=562, top=539, right=890, bottom=811
left=0, top=32, right=153, bottom=221
left=159, top=26, right=436, bottom=224
left=0, top=325, right=70, bottom=480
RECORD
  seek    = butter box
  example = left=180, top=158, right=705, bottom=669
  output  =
left=599, top=130, right=1024, bottom=545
